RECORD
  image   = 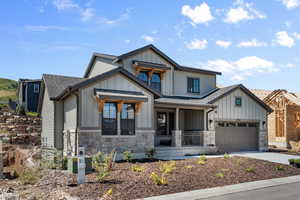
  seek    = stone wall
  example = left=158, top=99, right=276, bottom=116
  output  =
left=0, top=111, right=41, bottom=135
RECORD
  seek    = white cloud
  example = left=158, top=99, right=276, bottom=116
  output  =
left=142, top=35, right=155, bottom=43
left=293, top=32, right=300, bottom=40
left=287, top=63, right=296, bottom=68
left=181, top=3, right=214, bottom=25
left=97, top=8, right=131, bottom=25
left=274, top=31, right=295, bottom=47
left=281, top=0, right=300, bottom=9
left=186, top=39, right=208, bottom=50
left=224, top=0, right=265, bottom=24
left=216, top=40, right=232, bottom=48
left=81, top=8, right=95, bottom=21
left=53, top=0, right=78, bottom=10
left=204, top=56, right=277, bottom=81
left=238, top=39, right=267, bottom=47
left=24, top=25, right=68, bottom=31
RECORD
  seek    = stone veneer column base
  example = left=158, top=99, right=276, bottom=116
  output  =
left=259, top=130, right=268, bottom=151
left=203, top=130, right=216, bottom=146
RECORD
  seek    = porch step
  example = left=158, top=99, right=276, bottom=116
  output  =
left=155, top=146, right=218, bottom=158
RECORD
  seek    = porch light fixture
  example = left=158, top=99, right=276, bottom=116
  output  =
left=209, top=119, right=213, bottom=124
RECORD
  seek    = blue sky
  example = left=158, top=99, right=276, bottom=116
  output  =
left=1, top=0, right=300, bottom=92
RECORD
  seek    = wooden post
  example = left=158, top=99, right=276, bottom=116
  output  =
left=135, top=102, right=143, bottom=114
left=98, top=99, right=105, bottom=112
left=117, top=101, right=124, bottom=113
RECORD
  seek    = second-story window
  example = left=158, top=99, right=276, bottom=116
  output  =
left=34, top=84, right=40, bottom=93
left=151, top=73, right=161, bottom=92
left=187, top=77, right=200, bottom=93
left=137, top=71, right=149, bottom=85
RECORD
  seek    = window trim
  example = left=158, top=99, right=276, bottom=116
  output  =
left=150, top=72, right=161, bottom=92
left=235, top=96, right=242, bottom=107
left=187, top=77, right=200, bottom=94
left=137, top=71, right=149, bottom=85
left=102, top=102, right=118, bottom=136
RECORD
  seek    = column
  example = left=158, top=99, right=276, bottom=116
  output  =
left=172, top=107, right=182, bottom=147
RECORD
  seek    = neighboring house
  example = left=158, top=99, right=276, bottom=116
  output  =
left=17, top=79, right=42, bottom=112
left=40, top=44, right=272, bottom=158
left=252, top=89, right=300, bottom=148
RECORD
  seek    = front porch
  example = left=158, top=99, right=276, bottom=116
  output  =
left=154, top=100, right=216, bottom=149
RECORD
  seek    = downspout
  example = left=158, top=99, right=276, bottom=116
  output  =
left=206, top=107, right=215, bottom=131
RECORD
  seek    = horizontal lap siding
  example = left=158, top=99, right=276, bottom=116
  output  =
left=80, top=74, right=154, bottom=129
left=122, top=49, right=173, bottom=96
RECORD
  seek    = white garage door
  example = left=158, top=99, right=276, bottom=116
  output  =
left=215, top=122, right=259, bottom=153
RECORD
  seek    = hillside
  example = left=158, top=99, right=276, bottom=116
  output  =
left=0, top=78, right=18, bottom=101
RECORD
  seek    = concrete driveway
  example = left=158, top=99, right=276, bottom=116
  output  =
left=226, top=152, right=300, bottom=165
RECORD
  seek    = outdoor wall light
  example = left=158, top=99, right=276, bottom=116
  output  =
left=262, top=121, right=266, bottom=126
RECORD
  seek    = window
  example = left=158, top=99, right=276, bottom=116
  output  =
left=34, top=84, right=39, bottom=93
left=151, top=73, right=161, bottom=91
left=121, top=104, right=135, bottom=135
left=187, top=78, right=200, bottom=93
left=137, top=71, right=149, bottom=85
left=235, top=97, right=242, bottom=107
left=102, top=102, right=117, bottom=135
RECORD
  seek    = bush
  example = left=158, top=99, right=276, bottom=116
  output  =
left=275, top=165, right=284, bottom=171
left=215, top=172, right=224, bottom=178
left=132, top=165, right=145, bottom=172
left=159, top=161, right=176, bottom=174
left=245, top=167, right=256, bottom=173
left=19, top=168, right=40, bottom=185
left=16, top=104, right=26, bottom=116
left=197, top=160, right=206, bottom=165
left=123, top=151, right=132, bottom=162
left=199, top=155, right=207, bottom=161
left=92, top=150, right=116, bottom=182
left=185, top=165, right=193, bottom=169
left=26, top=112, right=39, bottom=117
left=223, top=153, right=230, bottom=159
left=289, top=159, right=295, bottom=165
left=145, top=148, right=156, bottom=159
left=150, top=172, right=167, bottom=185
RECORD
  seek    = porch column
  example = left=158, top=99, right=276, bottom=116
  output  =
left=172, top=107, right=182, bottom=147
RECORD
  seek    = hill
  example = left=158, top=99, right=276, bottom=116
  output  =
left=0, top=78, right=18, bottom=101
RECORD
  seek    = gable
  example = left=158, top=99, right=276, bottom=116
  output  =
left=265, top=91, right=300, bottom=109
left=87, top=56, right=118, bottom=78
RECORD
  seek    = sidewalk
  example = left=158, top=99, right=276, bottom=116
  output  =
left=144, top=175, right=300, bottom=200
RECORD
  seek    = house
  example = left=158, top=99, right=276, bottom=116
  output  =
left=252, top=89, right=300, bottom=148
left=17, top=79, right=42, bottom=112
left=39, top=44, right=272, bottom=158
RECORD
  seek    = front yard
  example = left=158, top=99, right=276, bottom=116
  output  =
left=2, top=156, right=300, bottom=200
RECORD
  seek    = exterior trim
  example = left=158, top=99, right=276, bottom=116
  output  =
left=132, top=60, right=171, bottom=70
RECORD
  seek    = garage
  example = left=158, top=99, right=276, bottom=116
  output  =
left=215, top=121, right=259, bottom=153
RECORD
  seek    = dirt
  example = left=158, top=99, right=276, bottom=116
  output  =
left=1, top=156, right=300, bottom=200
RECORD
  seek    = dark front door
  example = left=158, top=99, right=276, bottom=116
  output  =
left=156, top=112, right=173, bottom=146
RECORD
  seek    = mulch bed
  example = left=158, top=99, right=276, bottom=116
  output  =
left=65, top=156, right=300, bottom=200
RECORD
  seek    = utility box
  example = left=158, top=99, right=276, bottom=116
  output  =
left=77, top=147, right=86, bottom=184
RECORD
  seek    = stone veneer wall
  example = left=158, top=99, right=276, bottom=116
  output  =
left=72, top=130, right=155, bottom=156
left=259, top=130, right=268, bottom=151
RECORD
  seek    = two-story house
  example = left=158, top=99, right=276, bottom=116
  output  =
left=39, top=44, right=272, bottom=158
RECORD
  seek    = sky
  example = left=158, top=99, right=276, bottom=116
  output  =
left=1, top=0, right=300, bottom=92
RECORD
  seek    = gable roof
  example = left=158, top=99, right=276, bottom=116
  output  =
left=202, top=84, right=273, bottom=113
left=55, top=67, right=162, bottom=100
left=264, top=89, right=300, bottom=106
left=83, top=44, right=221, bottom=78
left=43, top=74, right=86, bottom=100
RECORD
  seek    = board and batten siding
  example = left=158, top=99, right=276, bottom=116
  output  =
left=173, top=71, right=216, bottom=97
left=88, top=57, right=118, bottom=78
left=122, top=49, right=173, bottom=96
left=41, top=87, right=55, bottom=148
left=209, top=88, right=267, bottom=130
left=63, top=95, right=77, bottom=131
left=79, top=74, right=154, bottom=129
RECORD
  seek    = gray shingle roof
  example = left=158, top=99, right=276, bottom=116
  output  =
left=202, top=84, right=240, bottom=103
left=43, top=74, right=86, bottom=99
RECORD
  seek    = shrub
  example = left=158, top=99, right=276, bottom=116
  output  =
left=197, top=160, right=206, bottom=165
left=159, top=161, right=176, bottom=174
left=132, top=165, right=145, bottom=172
left=215, top=172, right=224, bottom=178
left=221, top=168, right=229, bottom=172
left=236, top=158, right=244, bottom=166
left=19, top=168, right=40, bottom=185
left=101, top=188, right=113, bottom=199
left=289, top=159, right=295, bottom=165
left=275, top=165, right=284, bottom=171
left=245, top=167, right=256, bottom=173
left=223, top=153, right=230, bottom=159
left=185, top=165, right=193, bottom=169
left=16, top=104, right=26, bottom=116
left=92, top=150, right=116, bottom=182
left=145, top=148, right=156, bottom=159
left=26, top=112, right=39, bottom=117
left=199, top=155, right=207, bottom=161
left=123, top=151, right=132, bottom=162
left=150, top=172, right=167, bottom=185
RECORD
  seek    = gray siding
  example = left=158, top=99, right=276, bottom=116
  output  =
left=88, top=57, right=118, bottom=78
left=208, top=88, right=267, bottom=131
left=122, top=49, right=173, bottom=96
left=80, top=73, right=154, bottom=129
left=64, top=95, right=77, bottom=131
left=55, top=101, right=64, bottom=149
left=41, top=87, right=55, bottom=148
left=173, top=71, right=216, bottom=97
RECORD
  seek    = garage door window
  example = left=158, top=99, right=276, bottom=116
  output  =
left=235, top=97, right=242, bottom=107
left=237, top=122, right=247, bottom=127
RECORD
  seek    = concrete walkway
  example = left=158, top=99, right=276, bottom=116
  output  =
left=144, top=175, right=300, bottom=200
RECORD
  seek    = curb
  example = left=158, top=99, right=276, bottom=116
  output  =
left=143, top=175, right=300, bottom=200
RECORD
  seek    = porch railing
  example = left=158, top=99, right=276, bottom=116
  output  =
left=182, top=131, right=204, bottom=146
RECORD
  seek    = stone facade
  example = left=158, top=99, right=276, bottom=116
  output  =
left=203, top=131, right=216, bottom=146
left=259, top=130, right=268, bottom=151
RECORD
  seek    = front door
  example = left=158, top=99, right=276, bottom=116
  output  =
left=156, top=112, right=174, bottom=146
